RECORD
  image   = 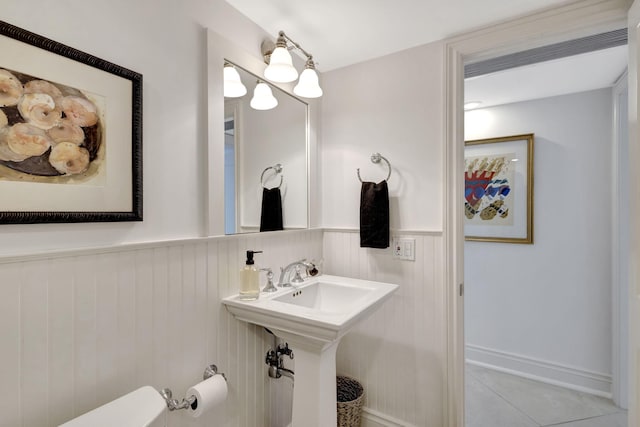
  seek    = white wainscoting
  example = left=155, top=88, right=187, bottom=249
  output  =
left=361, top=407, right=419, bottom=427
left=0, top=229, right=322, bottom=427
left=323, top=229, right=447, bottom=427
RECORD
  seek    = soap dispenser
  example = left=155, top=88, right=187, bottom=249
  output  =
left=239, top=250, right=262, bottom=300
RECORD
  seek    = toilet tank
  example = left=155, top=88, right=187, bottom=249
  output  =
left=59, top=386, right=167, bottom=427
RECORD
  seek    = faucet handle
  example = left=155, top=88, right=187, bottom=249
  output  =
left=306, top=260, right=319, bottom=277
left=291, top=266, right=305, bottom=284
left=260, top=268, right=277, bottom=293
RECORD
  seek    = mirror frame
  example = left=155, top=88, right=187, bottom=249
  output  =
left=206, top=29, right=319, bottom=236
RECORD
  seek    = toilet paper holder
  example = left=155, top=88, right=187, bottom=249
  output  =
left=159, top=364, right=227, bottom=412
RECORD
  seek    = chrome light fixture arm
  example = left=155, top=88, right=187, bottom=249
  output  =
left=262, top=30, right=323, bottom=97
left=278, top=31, right=314, bottom=63
left=262, top=31, right=316, bottom=67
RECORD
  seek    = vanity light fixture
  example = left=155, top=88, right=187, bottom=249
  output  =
left=223, top=63, right=247, bottom=98
left=294, top=58, right=323, bottom=98
left=250, top=81, right=278, bottom=110
left=262, top=31, right=323, bottom=98
left=263, top=33, right=298, bottom=83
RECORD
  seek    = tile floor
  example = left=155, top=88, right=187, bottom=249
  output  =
left=465, top=364, right=628, bottom=427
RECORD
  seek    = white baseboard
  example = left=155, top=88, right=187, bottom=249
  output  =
left=361, top=407, right=416, bottom=427
left=466, top=344, right=612, bottom=398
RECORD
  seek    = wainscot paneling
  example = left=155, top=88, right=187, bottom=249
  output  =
left=0, top=229, right=322, bottom=427
left=324, top=230, right=446, bottom=426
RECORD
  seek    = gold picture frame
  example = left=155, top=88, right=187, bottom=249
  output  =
left=464, top=134, right=534, bottom=244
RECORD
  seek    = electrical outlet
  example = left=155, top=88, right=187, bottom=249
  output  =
left=392, top=237, right=415, bottom=261
left=392, top=238, right=402, bottom=257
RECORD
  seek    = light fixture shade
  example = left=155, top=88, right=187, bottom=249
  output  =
left=264, top=47, right=298, bottom=83
left=293, top=68, right=323, bottom=98
left=250, top=82, right=278, bottom=110
left=223, top=65, right=247, bottom=98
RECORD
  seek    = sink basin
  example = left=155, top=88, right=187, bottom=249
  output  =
left=222, top=274, right=398, bottom=427
left=274, top=280, right=371, bottom=312
left=222, top=274, right=398, bottom=344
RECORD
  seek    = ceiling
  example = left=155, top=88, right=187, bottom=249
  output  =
left=465, top=45, right=627, bottom=109
left=226, top=0, right=628, bottom=107
left=225, top=0, right=575, bottom=72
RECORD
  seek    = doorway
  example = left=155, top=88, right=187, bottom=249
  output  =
left=441, top=4, right=634, bottom=425
left=462, top=32, right=628, bottom=427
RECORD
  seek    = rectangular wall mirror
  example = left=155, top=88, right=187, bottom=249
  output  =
left=223, top=63, right=309, bottom=234
left=207, top=29, right=316, bottom=236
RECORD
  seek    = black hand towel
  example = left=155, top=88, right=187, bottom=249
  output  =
left=360, top=180, right=389, bottom=248
left=260, top=187, right=284, bottom=232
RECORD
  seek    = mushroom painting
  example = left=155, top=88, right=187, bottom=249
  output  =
left=0, top=67, right=103, bottom=182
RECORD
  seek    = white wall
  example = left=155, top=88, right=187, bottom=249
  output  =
left=325, top=230, right=446, bottom=427
left=321, top=43, right=444, bottom=231
left=464, top=89, right=614, bottom=394
left=320, top=42, right=448, bottom=426
left=1, top=0, right=272, bottom=255
left=0, top=1, right=320, bottom=427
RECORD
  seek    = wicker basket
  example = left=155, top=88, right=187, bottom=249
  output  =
left=336, top=376, right=364, bottom=427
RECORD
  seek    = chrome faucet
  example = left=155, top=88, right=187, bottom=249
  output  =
left=278, top=259, right=319, bottom=287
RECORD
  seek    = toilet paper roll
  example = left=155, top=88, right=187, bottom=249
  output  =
left=186, top=375, right=228, bottom=418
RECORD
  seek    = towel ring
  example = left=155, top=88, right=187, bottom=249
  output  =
left=357, top=153, right=391, bottom=183
left=261, top=163, right=283, bottom=189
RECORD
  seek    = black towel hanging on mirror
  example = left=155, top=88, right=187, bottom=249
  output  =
left=260, top=187, right=283, bottom=232
left=360, top=180, right=389, bottom=248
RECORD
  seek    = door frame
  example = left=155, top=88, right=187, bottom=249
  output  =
left=443, top=0, right=632, bottom=425
left=612, top=70, right=629, bottom=408
left=625, top=2, right=640, bottom=425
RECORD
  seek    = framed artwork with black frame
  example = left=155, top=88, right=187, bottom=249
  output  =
left=0, top=20, right=142, bottom=224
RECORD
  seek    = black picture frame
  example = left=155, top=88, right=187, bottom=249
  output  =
left=0, top=20, right=142, bottom=224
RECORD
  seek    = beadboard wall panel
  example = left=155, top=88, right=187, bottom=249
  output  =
left=0, top=229, right=322, bottom=427
left=324, top=230, right=446, bottom=426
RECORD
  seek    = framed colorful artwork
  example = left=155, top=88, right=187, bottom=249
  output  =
left=464, top=134, right=534, bottom=243
left=0, top=20, right=142, bottom=224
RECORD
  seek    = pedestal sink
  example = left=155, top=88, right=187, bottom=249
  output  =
left=222, top=274, right=398, bottom=427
